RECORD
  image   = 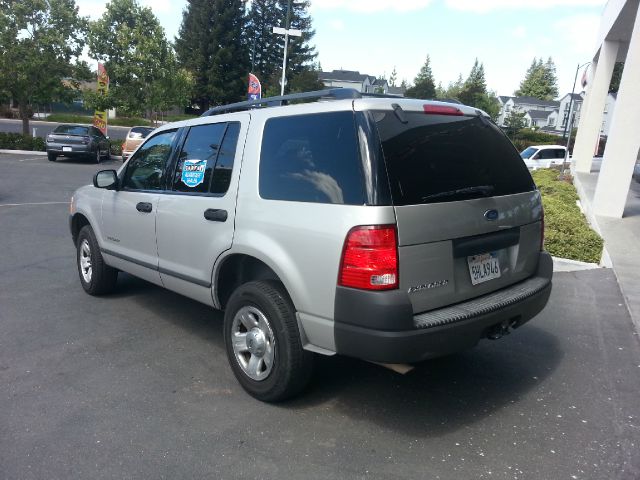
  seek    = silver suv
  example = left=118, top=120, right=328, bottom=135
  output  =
left=69, top=90, right=552, bottom=402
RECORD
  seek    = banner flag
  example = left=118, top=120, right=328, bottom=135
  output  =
left=93, top=63, right=109, bottom=135
left=248, top=73, right=261, bottom=101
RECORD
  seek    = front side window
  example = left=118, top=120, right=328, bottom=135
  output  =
left=171, top=122, right=240, bottom=194
left=122, top=130, right=177, bottom=191
left=259, top=111, right=364, bottom=205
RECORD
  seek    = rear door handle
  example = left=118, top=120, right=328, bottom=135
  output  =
left=204, top=209, right=228, bottom=222
left=136, top=202, right=153, bottom=213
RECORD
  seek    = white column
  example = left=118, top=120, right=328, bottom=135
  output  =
left=593, top=9, right=640, bottom=217
left=574, top=40, right=619, bottom=173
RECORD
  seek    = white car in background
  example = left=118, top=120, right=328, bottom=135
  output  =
left=520, top=145, right=567, bottom=170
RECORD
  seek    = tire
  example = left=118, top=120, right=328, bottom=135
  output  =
left=93, top=148, right=100, bottom=164
left=76, top=225, right=118, bottom=295
left=104, top=149, right=110, bottom=162
left=47, top=152, right=56, bottom=162
left=224, top=280, right=313, bottom=402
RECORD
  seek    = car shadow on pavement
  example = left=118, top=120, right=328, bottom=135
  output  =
left=107, top=274, right=562, bottom=437
left=285, top=325, right=562, bottom=437
left=109, top=273, right=225, bottom=350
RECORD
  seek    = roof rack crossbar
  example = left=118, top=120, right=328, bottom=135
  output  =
left=200, top=88, right=364, bottom=116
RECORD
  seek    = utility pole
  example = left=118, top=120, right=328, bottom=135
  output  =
left=563, top=62, right=591, bottom=167
left=272, top=0, right=301, bottom=96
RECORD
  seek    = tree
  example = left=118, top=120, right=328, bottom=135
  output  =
left=503, top=110, right=528, bottom=136
left=405, top=55, right=436, bottom=99
left=389, top=66, right=398, bottom=87
left=609, top=62, right=624, bottom=93
left=176, top=0, right=248, bottom=109
left=147, top=51, right=194, bottom=122
left=0, top=0, right=87, bottom=135
left=458, top=58, right=487, bottom=106
left=280, top=0, right=318, bottom=91
left=515, top=57, right=558, bottom=100
left=88, top=0, right=174, bottom=116
left=246, top=0, right=282, bottom=87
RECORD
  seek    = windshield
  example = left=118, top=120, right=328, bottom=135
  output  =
left=54, top=125, right=89, bottom=135
left=375, top=110, right=535, bottom=205
left=520, top=147, right=538, bottom=159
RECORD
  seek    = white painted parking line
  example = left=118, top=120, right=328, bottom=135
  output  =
left=0, top=201, right=68, bottom=208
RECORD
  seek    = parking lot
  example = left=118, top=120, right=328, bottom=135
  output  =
left=1, top=152, right=639, bottom=479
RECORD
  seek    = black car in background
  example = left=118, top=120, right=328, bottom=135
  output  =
left=46, top=124, right=111, bottom=163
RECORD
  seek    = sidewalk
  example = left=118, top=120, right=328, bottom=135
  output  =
left=574, top=171, right=640, bottom=329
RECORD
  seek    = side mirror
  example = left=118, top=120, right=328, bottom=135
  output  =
left=93, top=169, right=118, bottom=190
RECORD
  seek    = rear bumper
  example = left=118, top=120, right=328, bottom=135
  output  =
left=334, top=251, right=553, bottom=363
left=47, top=144, right=92, bottom=156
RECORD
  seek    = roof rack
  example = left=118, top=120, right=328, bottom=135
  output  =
left=200, top=88, right=401, bottom=116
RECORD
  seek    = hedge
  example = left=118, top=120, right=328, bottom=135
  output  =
left=45, top=114, right=152, bottom=127
left=0, top=132, right=46, bottom=151
left=531, top=169, right=603, bottom=264
left=510, top=129, right=564, bottom=152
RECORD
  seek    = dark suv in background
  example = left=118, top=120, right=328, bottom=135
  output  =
left=46, top=124, right=111, bottom=163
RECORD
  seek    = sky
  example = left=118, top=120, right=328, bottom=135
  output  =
left=76, top=0, right=607, bottom=98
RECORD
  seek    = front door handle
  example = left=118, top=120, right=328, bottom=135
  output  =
left=204, top=209, right=228, bottom=222
left=136, top=202, right=152, bottom=213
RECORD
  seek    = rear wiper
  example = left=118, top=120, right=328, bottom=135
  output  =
left=421, top=185, right=495, bottom=202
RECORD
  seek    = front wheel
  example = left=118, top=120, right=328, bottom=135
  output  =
left=224, top=281, right=313, bottom=402
left=93, top=148, right=100, bottom=164
left=76, top=225, right=118, bottom=295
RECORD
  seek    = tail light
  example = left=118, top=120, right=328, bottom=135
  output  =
left=338, top=225, right=398, bottom=290
left=540, top=208, right=545, bottom=251
left=81, top=136, right=90, bottom=144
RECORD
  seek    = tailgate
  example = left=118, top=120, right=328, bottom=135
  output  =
left=372, top=106, right=542, bottom=314
left=396, top=192, right=542, bottom=313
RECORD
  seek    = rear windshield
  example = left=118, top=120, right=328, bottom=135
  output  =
left=129, top=127, right=154, bottom=138
left=54, top=125, right=89, bottom=135
left=375, top=111, right=534, bottom=205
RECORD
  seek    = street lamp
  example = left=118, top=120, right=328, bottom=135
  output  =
left=563, top=61, right=591, bottom=166
left=273, top=0, right=301, bottom=96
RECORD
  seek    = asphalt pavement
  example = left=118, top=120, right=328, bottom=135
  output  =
left=1, top=153, right=639, bottom=480
left=0, top=118, right=130, bottom=141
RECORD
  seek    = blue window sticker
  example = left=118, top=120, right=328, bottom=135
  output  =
left=181, top=159, right=207, bottom=188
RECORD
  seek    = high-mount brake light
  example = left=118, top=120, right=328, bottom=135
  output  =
left=423, top=104, right=464, bottom=116
left=338, top=225, right=398, bottom=291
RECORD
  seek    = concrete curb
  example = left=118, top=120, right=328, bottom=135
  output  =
left=552, top=256, right=602, bottom=272
left=1, top=149, right=123, bottom=162
left=0, top=149, right=46, bottom=155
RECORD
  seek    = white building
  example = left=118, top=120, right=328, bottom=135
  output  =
left=573, top=0, right=640, bottom=218
left=496, top=96, right=560, bottom=127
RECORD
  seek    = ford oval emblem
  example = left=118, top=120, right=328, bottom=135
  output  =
left=484, top=209, right=499, bottom=221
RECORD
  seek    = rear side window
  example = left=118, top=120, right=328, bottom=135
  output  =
left=259, top=111, right=364, bottom=205
left=171, top=122, right=240, bottom=195
left=375, top=111, right=534, bottom=205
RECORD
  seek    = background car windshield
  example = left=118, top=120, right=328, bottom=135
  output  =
left=375, top=111, right=535, bottom=205
left=520, top=147, right=538, bottom=159
left=54, top=125, right=89, bottom=135
left=129, top=127, right=154, bottom=139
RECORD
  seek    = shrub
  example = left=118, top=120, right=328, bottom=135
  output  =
left=109, top=143, right=122, bottom=156
left=531, top=169, right=603, bottom=264
left=510, top=128, right=563, bottom=152
left=0, top=132, right=46, bottom=151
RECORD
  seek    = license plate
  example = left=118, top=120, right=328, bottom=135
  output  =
left=467, top=252, right=501, bottom=285
left=62, top=146, right=72, bottom=152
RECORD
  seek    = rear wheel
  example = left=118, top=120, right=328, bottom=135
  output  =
left=224, top=281, right=313, bottom=402
left=76, top=225, right=118, bottom=295
left=47, top=152, right=56, bottom=162
left=93, top=148, right=100, bottom=164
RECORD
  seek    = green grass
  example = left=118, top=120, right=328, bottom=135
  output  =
left=532, top=169, right=603, bottom=264
left=44, top=114, right=152, bottom=127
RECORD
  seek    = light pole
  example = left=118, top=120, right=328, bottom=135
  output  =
left=273, top=0, right=301, bottom=96
left=563, top=61, right=591, bottom=166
